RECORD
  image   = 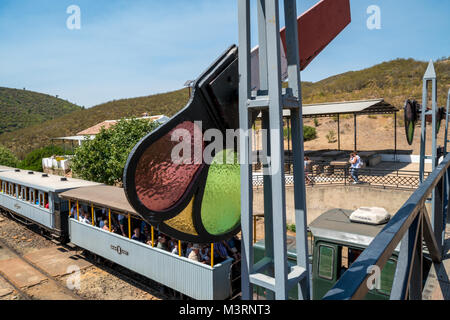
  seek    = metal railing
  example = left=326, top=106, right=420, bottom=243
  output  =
left=322, top=153, right=450, bottom=300
left=253, top=167, right=430, bottom=190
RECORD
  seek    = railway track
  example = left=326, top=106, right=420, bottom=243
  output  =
left=0, top=213, right=168, bottom=300
left=0, top=237, right=84, bottom=300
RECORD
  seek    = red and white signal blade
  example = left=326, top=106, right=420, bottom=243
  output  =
left=251, top=0, right=351, bottom=90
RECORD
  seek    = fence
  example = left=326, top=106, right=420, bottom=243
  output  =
left=253, top=167, right=430, bottom=190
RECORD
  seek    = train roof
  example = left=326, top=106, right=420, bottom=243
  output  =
left=0, top=165, right=14, bottom=172
left=0, top=170, right=101, bottom=193
left=310, top=208, right=399, bottom=251
left=59, top=185, right=140, bottom=218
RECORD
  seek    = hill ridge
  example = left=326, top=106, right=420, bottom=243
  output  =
left=1, top=57, right=449, bottom=158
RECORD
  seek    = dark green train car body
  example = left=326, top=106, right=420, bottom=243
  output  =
left=253, top=209, right=400, bottom=300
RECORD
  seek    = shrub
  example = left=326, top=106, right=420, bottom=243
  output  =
left=19, top=145, right=69, bottom=172
left=314, top=118, right=320, bottom=127
left=326, top=130, right=337, bottom=143
left=0, top=145, right=19, bottom=167
left=284, top=126, right=317, bottom=142
left=304, top=126, right=317, bottom=141
left=71, top=118, right=160, bottom=185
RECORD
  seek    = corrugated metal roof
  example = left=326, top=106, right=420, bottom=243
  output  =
left=259, top=99, right=397, bottom=118
left=60, top=185, right=139, bottom=217
left=0, top=170, right=101, bottom=193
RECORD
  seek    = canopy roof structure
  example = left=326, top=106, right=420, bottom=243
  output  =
left=301, top=99, right=398, bottom=118
left=274, top=98, right=398, bottom=118
left=259, top=98, right=399, bottom=153
left=60, top=185, right=140, bottom=218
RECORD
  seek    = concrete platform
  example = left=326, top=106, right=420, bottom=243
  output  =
left=0, top=258, right=46, bottom=288
left=24, top=247, right=91, bottom=277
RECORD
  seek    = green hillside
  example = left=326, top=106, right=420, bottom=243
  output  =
left=301, top=58, right=450, bottom=107
left=0, top=89, right=190, bottom=158
left=1, top=57, right=449, bottom=158
left=0, top=87, right=82, bottom=135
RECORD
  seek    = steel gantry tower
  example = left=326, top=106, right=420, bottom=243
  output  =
left=239, top=0, right=310, bottom=300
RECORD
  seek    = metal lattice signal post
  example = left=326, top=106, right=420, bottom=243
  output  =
left=239, top=0, right=310, bottom=300
left=444, top=89, right=450, bottom=234
left=419, top=61, right=445, bottom=253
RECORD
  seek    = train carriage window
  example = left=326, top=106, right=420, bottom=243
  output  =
left=29, top=188, right=35, bottom=204
left=44, top=193, right=49, bottom=210
left=1, top=181, right=6, bottom=194
left=318, top=245, right=335, bottom=280
left=20, top=186, right=26, bottom=200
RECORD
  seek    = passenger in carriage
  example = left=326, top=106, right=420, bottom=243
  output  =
left=117, top=214, right=128, bottom=237
left=185, top=243, right=193, bottom=258
left=102, top=219, right=109, bottom=231
left=199, top=245, right=211, bottom=265
left=143, top=224, right=152, bottom=245
left=79, top=208, right=91, bottom=225
left=213, top=242, right=229, bottom=264
left=223, top=239, right=240, bottom=260
left=70, top=204, right=75, bottom=217
left=171, top=242, right=180, bottom=255
left=167, top=238, right=175, bottom=251
left=156, top=236, right=168, bottom=251
left=131, top=227, right=146, bottom=243
left=188, top=244, right=201, bottom=262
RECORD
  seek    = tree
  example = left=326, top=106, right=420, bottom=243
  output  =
left=71, top=118, right=160, bottom=185
left=0, top=145, right=19, bottom=167
left=19, top=145, right=69, bottom=172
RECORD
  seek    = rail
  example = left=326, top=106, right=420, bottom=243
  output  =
left=322, top=153, right=450, bottom=300
left=253, top=167, right=430, bottom=190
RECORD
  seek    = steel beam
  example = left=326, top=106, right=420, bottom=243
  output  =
left=283, top=0, right=310, bottom=300
left=238, top=0, right=254, bottom=301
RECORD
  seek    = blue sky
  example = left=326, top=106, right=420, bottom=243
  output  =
left=0, top=0, right=449, bottom=108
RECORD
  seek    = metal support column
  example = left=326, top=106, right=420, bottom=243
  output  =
left=239, top=0, right=309, bottom=300
left=337, top=114, right=341, bottom=151
left=419, top=61, right=445, bottom=253
left=238, top=0, right=254, bottom=300
left=394, top=112, right=397, bottom=162
left=445, top=90, right=450, bottom=226
left=284, top=0, right=311, bottom=299
left=354, top=114, right=357, bottom=151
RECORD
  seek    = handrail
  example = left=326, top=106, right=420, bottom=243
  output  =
left=322, top=153, right=450, bottom=300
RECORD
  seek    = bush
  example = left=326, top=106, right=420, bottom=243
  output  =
left=326, top=130, right=337, bottom=143
left=71, top=118, right=161, bottom=185
left=314, top=118, right=320, bottom=127
left=303, top=126, right=317, bottom=141
left=0, top=145, right=19, bottom=167
left=284, top=126, right=317, bottom=142
left=19, top=145, right=69, bottom=172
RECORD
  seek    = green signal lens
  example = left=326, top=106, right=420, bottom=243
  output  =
left=201, top=150, right=241, bottom=236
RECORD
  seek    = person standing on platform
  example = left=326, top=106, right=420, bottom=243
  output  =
left=349, top=152, right=361, bottom=184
